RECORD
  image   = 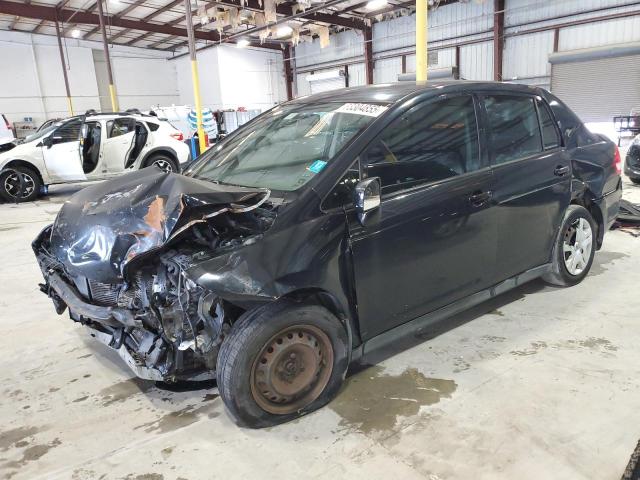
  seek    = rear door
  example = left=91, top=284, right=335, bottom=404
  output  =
left=102, top=118, right=136, bottom=174
left=482, top=93, right=570, bottom=282
left=41, top=118, right=86, bottom=182
left=348, top=94, right=497, bottom=340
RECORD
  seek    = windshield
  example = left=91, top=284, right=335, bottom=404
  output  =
left=24, top=124, right=59, bottom=143
left=188, top=102, right=387, bottom=191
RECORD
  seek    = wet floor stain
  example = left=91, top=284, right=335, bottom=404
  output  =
left=589, top=251, right=629, bottom=276
left=160, top=446, right=174, bottom=460
left=511, top=337, right=618, bottom=356
left=453, top=357, right=471, bottom=373
left=482, top=335, right=507, bottom=343
left=98, top=378, right=155, bottom=406
left=134, top=404, right=216, bottom=434
left=0, top=226, right=18, bottom=232
left=0, top=426, right=41, bottom=451
left=124, top=474, right=164, bottom=480
left=489, top=309, right=505, bottom=317
left=73, top=396, right=89, bottom=403
left=2, top=438, right=61, bottom=478
left=330, top=365, right=457, bottom=435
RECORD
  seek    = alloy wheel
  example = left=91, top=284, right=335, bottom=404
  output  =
left=3, top=172, right=35, bottom=199
left=562, top=217, right=593, bottom=276
left=152, top=159, right=173, bottom=173
left=250, top=325, right=334, bottom=415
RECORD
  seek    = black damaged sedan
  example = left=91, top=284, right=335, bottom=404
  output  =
left=34, top=81, right=622, bottom=428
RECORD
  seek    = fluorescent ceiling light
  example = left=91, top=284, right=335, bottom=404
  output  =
left=71, top=29, right=81, bottom=38
left=237, top=38, right=250, bottom=48
left=365, top=0, right=387, bottom=11
left=275, top=25, right=293, bottom=38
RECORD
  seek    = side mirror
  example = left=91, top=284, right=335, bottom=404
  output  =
left=354, top=177, right=381, bottom=226
left=42, top=136, right=53, bottom=148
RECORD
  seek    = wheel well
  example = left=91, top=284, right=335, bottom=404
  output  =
left=570, top=197, right=604, bottom=248
left=3, top=160, right=44, bottom=186
left=280, top=288, right=359, bottom=345
left=143, top=149, right=178, bottom=167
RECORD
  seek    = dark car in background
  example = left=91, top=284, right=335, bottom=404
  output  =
left=33, top=81, right=622, bottom=428
left=624, top=134, right=640, bottom=184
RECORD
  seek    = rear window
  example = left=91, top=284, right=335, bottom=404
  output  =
left=537, top=99, right=561, bottom=149
left=484, top=95, right=543, bottom=165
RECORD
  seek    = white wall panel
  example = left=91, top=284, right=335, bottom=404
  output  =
left=374, top=57, right=402, bottom=84
left=295, top=30, right=364, bottom=68
left=112, top=55, right=179, bottom=110
left=559, top=15, right=640, bottom=51
left=348, top=63, right=367, bottom=87
left=373, top=1, right=493, bottom=54
left=506, top=0, right=638, bottom=27
left=460, top=41, right=493, bottom=81
left=502, top=30, right=554, bottom=81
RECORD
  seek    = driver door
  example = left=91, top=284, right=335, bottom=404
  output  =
left=347, top=94, right=498, bottom=340
left=42, top=118, right=86, bottom=182
left=102, top=118, right=136, bottom=174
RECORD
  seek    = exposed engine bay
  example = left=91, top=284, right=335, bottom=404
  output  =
left=33, top=169, right=276, bottom=381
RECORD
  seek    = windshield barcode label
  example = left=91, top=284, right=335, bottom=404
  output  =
left=335, top=103, right=388, bottom=117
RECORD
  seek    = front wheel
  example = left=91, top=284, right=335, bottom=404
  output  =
left=0, top=166, right=41, bottom=203
left=630, top=178, right=640, bottom=185
left=543, top=205, right=597, bottom=287
left=216, top=301, right=349, bottom=428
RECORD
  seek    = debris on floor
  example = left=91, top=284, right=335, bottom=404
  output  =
left=612, top=200, right=640, bottom=236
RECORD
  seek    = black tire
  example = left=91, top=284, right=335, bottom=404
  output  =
left=0, top=165, right=41, bottom=203
left=631, top=178, right=640, bottom=185
left=142, top=154, right=179, bottom=173
left=216, top=301, right=349, bottom=428
left=543, top=205, right=597, bottom=287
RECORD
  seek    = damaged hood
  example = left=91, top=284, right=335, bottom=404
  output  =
left=49, top=168, right=269, bottom=283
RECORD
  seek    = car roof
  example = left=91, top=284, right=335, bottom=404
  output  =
left=288, top=81, right=542, bottom=105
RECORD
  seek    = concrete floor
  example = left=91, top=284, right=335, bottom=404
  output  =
left=1, top=178, right=639, bottom=480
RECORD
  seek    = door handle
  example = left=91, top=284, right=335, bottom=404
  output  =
left=468, top=190, right=492, bottom=207
left=554, top=165, right=570, bottom=176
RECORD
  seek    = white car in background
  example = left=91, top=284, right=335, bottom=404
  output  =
left=0, top=112, right=190, bottom=202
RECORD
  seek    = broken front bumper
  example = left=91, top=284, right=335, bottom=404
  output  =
left=33, top=225, right=216, bottom=382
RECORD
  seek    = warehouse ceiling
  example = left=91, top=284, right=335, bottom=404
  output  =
left=0, top=0, right=457, bottom=53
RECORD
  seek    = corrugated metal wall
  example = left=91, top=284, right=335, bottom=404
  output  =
left=292, top=0, right=640, bottom=96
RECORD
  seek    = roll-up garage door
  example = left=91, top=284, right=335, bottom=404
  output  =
left=306, top=70, right=346, bottom=94
left=550, top=44, right=640, bottom=123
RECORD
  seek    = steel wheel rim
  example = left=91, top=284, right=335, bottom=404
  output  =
left=563, top=217, right=593, bottom=276
left=250, top=325, right=334, bottom=415
left=4, top=172, right=35, bottom=199
left=153, top=159, right=173, bottom=173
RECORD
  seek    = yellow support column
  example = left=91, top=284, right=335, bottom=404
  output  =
left=416, top=0, right=428, bottom=82
left=184, top=0, right=207, bottom=155
left=190, top=60, right=207, bottom=155
left=108, top=84, right=119, bottom=112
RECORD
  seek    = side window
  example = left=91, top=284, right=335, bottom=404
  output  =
left=536, top=99, right=561, bottom=149
left=147, top=122, right=160, bottom=132
left=363, top=95, right=480, bottom=195
left=53, top=119, right=82, bottom=143
left=484, top=95, right=542, bottom=165
left=107, top=118, right=135, bottom=138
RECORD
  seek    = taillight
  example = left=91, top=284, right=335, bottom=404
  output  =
left=614, top=145, right=622, bottom=175
left=170, top=132, right=184, bottom=141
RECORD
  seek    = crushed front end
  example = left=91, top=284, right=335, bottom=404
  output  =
left=33, top=169, right=275, bottom=382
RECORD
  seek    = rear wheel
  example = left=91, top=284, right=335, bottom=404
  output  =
left=143, top=154, right=178, bottom=173
left=631, top=178, right=640, bottom=185
left=543, top=205, right=596, bottom=287
left=216, top=301, right=349, bottom=428
left=0, top=165, right=41, bottom=203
